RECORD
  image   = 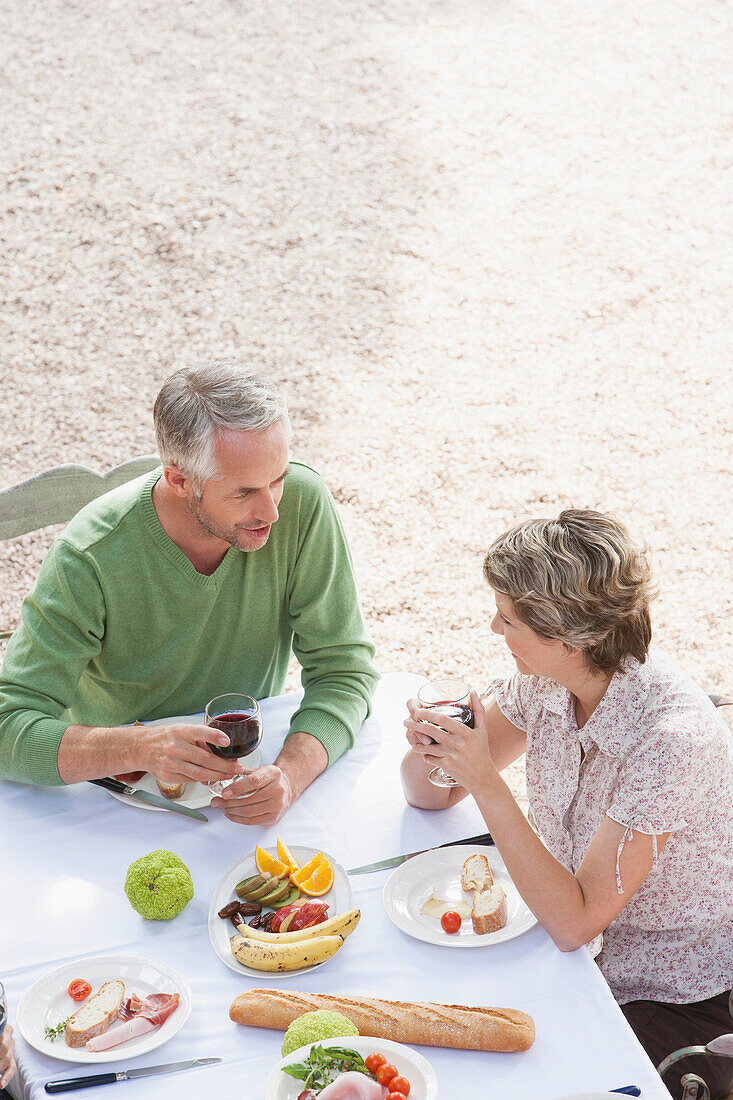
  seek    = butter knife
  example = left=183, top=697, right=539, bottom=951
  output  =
left=45, top=1057, right=221, bottom=1093
left=89, top=777, right=208, bottom=822
left=347, top=831, right=494, bottom=874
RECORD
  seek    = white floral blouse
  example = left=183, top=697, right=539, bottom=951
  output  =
left=494, top=650, right=733, bottom=1004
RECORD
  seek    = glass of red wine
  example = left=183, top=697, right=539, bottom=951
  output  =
left=205, top=693, right=263, bottom=796
left=418, top=678, right=474, bottom=788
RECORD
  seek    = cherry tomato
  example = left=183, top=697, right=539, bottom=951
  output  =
left=441, top=910, right=462, bottom=934
left=376, top=1064, right=399, bottom=1086
left=68, top=979, right=91, bottom=1001
left=365, top=1052, right=387, bottom=1074
left=389, top=1077, right=411, bottom=1095
left=388, top=1093, right=410, bottom=1100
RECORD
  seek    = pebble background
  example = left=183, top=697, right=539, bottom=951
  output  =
left=2, top=0, right=731, bottom=803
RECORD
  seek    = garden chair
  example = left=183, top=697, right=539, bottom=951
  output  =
left=656, top=989, right=733, bottom=1099
left=0, top=456, right=159, bottom=639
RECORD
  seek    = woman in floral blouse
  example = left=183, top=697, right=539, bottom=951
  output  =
left=402, top=510, right=733, bottom=1100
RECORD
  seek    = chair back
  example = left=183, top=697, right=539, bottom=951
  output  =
left=0, top=457, right=160, bottom=541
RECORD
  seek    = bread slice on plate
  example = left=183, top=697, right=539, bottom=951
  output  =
left=154, top=777, right=187, bottom=801
left=471, top=885, right=508, bottom=934
left=65, top=980, right=125, bottom=1048
left=461, top=854, right=494, bottom=892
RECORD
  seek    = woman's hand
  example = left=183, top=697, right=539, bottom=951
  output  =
left=0, top=1022, right=17, bottom=1090
left=404, top=690, right=501, bottom=796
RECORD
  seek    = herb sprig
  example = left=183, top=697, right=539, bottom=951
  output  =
left=282, top=1044, right=374, bottom=1090
left=44, top=1018, right=70, bottom=1042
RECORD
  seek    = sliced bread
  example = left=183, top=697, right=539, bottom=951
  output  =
left=155, top=777, right=187, bottom=801
left=471, top=885, right=507, bottom=934
left=461, top=853, right=494, bottom=892
left=65, top=980, right=125, bottom=1047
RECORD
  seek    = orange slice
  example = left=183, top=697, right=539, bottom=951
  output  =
left=290, top=851, right=324, bottom=886
left=254, top=844, right=289, bottom=879
left=276, top=838, right=300, bottom=875
left=298, top=858, right=335, bottom=897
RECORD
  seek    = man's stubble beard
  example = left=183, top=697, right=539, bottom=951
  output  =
left=187, top=495, right=268, bottom=553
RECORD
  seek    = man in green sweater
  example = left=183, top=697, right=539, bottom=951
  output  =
left=0, top=363, right=378, bottom=825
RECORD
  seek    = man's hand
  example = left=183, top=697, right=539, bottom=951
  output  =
left=136, top=722, right=240, bottom=786
left=210, top=730, right=329, bottom=826
left=58, top=720, right=241, bottom=786
left=211, top=765, right=294, bottom=825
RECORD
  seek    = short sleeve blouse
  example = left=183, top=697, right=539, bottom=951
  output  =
left=494, top=650, right=733, bottom=1004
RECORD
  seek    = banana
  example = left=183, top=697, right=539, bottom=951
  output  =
left=230, top=932, right=345, bottom=972
left=237, top=908, right=361, bottom=945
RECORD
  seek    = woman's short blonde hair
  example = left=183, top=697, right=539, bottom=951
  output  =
left=483, top=509, right=655, bottom=674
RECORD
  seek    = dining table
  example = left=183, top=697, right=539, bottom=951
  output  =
left=0, top=672, right=673, bottom=1099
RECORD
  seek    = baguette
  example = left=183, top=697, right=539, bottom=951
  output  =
left=65, top=980, right=125, bottom=1048
left=230, top=988, right=534, bottom=1052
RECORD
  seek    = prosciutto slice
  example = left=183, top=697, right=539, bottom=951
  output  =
left=117, top=992, right=180, bottom=1025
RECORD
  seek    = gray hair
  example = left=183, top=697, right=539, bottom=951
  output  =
left=153, top=362, right=289, bottom=492
left=483, top=509, right=655, bottom=674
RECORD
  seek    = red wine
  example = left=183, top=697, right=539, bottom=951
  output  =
left=0, top=1003, right=5, bottom=1035
left=208, top=710, right=262, bottom=759
left=426, top=701, right=474, bottom=742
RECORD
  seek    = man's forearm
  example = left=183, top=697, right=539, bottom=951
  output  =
left=275, top=731, right=329, bottom=802
left=57, top=724, right=138, bottom=784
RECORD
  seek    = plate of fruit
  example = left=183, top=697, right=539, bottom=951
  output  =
left=208, top=839, right=358, bottom=977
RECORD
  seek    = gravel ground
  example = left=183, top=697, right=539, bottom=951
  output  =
left=1, top=0, right=731, bottom=804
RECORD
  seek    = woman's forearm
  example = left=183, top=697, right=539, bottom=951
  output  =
left=400, top=748, right=468, bottom=809
left=473, top=775, right=591, bottom=950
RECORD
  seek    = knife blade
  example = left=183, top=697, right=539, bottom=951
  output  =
left=347, top=830, right=495, bottom=874
left=89, top=777, right=209, bottom=822
left=45, top=1057, right=221, bottom=1093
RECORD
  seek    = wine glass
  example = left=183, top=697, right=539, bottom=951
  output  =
left=0, top=980, right=6, bottom=1036
left=205, top=693, right=262, bottom=796
left=418, top=678, right=474, bottom=788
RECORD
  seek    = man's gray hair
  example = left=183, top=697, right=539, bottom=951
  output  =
left=154, top=361, right=289, bottom=492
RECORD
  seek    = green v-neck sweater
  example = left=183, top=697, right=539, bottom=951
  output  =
left=0, top=462, right=378, bottom=785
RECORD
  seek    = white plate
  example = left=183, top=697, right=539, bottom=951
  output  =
left=553, top=1094, right=632, bottom=1099
left=265, top=1035, right=438, bottom=1100
left=16, top=954, right=192, bottom=1064
left=383, top=845, right=537, bottom=947
left=208, top=845, right=354, bottom=977
left=106, top=714, right=261, bottom=812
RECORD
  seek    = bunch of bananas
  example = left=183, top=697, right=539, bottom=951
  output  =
left=230, top=908, right=361, bottom=972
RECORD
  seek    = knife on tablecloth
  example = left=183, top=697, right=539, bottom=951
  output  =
left=89, top=777, right=208, bottom=822
left=347, top=830, right=495, bottom=874
left=45, top=1057, right=222, bottom=1093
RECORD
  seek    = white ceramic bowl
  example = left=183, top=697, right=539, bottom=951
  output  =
left=265, top=1034, right=439, bottom=1099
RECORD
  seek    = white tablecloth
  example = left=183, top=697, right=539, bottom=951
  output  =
left=1, top=673, right=672, bottom=1099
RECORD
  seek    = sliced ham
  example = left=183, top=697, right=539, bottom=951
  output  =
left=86, top=991, right=180, bottom=1050
left=86, top=1016, right=156, bottom=1051
left=316, top=1073, right=386, bottom=1098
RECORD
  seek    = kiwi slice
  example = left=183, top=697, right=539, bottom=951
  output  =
left=235, top=874, right=266, bottom=899
left=246, top=875, right=282, bottom=901
left=257, top=878, right=293, bottom=906
left=268, top=885, right=302, bottom=910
